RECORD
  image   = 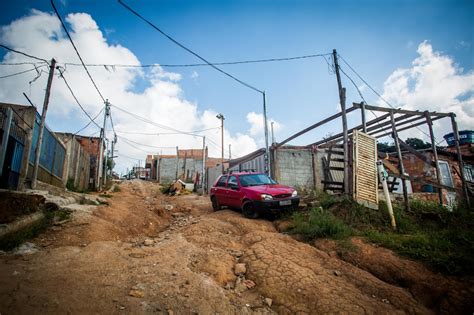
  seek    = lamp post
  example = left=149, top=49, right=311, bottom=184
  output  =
left=216, top=113, right=225, bottom=174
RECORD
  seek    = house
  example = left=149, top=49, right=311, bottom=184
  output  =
left=0, top=103, right=66, bottom=190
left=150, top=148, right=208, bottom=184
left=55, top=133, right=93, bottom=192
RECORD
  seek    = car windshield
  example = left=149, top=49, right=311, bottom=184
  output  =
left=239, top=174, right=276, bottom=187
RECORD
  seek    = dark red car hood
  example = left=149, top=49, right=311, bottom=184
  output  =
left=243, top=184, right=294, bottom=195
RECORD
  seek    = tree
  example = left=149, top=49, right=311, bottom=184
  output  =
left=405, top=137, right=431, bottom=150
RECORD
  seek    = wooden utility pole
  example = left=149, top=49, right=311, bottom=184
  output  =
left=332, top=50, right=349, bottom=195
left=361, top=101, right=367, bottom=133
left=216, top=114, right=225, bottom=174
left=390, top=110, right=410, bottom=211
left=31, top=58, right=56, bottom=189
left=425, top=111, right=443, bottom=205
left=175, top=146, right=179, bottom=180
left=450, top=113, right=470, bottom=208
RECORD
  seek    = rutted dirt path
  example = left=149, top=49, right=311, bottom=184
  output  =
left=0, top=180, right=471, bottom=314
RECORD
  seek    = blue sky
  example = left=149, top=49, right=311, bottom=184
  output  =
left=1, top=0, right=473, bottom=171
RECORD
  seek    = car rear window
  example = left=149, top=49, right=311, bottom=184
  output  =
left=216, top=175, right=227, bottom=187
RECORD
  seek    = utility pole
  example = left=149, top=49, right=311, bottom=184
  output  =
left=97, top=99, right=110, bottom=190
left=31, top=58, right=56, bottom=189
left=332, top=49, right=350, bottom=196
left=0, top=108, right=13, bottom=177
left=271, top=121, right=275, bottom=144
left=103, top=139, right=109, bottom=186
left=110, top=133, right=117, bottom=176
left=202, top=136, right=206, bottom=193
left=229, top=144, right=232, bottom=160
left=175, top=146, right=179, bottom=180
left=216, top=113, right=225, bottom=174
left=262, top=91, right=270, bottom=175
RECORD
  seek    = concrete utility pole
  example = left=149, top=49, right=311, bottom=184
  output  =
left=0, top=108, right=13, bottom=177
left=271, top=121, right=275, bottom=144
left=216, top=113, right=225, bottom=174
left=97, top=99, right=110, bottom=190
left=175, top=146, right=179, bottom=180
left=110, top=133, right=117, bottom=176
left=201, top=136, right=206, bottom=192
left=31, top=58, right=56, bottom=189
left=332, top=49, right=350, bottom=196
left=103, top=139, right=109, bottom=186
left=262, top=91, right=270, bottom=175
left=229, top=144, right=232, bottom=160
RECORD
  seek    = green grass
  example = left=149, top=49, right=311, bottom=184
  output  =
left=288, top=208, right=352, bottom=240
left=284, top=192, right=474, bottom=276
left=113, top=185, right=121, bottom=193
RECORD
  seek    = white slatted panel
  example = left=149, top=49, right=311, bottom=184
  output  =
left=353, top=130, right=378, bottom=209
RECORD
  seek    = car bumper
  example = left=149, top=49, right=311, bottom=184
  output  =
left=252, top=197, right=300, bottom=213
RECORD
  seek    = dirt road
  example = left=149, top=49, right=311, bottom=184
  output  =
left=0, top=180, right=471, bottom=314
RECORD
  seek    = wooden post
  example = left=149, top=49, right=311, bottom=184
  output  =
left=31, top=58, right=56, bottom=189
left=175, top=146, right=179, bottom=180
left=450, top=113, right=470, bottom=208
left=332, top=49, right=349, bottom=195
left=390, top=110, right=410, bottom=211
left=361, top=101, right=367, bottom=133
left=425, top=111, right=443, bottom=205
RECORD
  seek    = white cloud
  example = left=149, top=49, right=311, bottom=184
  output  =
left=0, top=9, right=259, bottom=173
left=246, top=112, right=282, bottom=142
left=380, top=41, right=474, bottom=141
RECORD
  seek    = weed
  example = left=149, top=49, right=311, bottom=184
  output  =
left=288, top=208, right=352, bottom=240
left=99, top=194, right=112, bottom=198
left=113, top=185, right=121, bottom=193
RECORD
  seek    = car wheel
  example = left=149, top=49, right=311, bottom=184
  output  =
left=242, top=201, right=258, bottom=219
left=211, top=196, right=221, bottom=211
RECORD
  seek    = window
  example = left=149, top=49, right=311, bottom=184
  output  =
left=216, top=176, right=227, bottom=187
left=464, top=164, right=473, bottom=182
left=228, top=176, right=238, bottom=187
left=239, top=174, right=276, bottom=187
left=438, top=160, right=454, bottom=188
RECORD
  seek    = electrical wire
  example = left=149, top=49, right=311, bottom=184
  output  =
left=71, top=107, right=105, bottom=137
left=0, top=44, right=49, bottom=63
left=57, top=67, right=102, bottom=129
left=0, top=66, right=46, bottom=79
left=58, top=53, right=332, bottom=69
left=51, top=0, right=106, bottom=103
left=337, top=53, right=437, bottom=142
left=118, top=0, right=263, bottom=94
left=115, top=126, right=220, bottom=135
left=117, top=134, right=176, bottom=149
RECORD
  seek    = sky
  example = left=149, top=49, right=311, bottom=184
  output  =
left=0, top=0, right=473, bottom=175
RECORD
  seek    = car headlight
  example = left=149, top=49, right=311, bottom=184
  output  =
left=292, top=190, right=298, bottom=197
left=261, top=194, right=273, bottom=201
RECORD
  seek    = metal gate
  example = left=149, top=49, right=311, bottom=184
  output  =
left=0, top=113, right=26, bottom=190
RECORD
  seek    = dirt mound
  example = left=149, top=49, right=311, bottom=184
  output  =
left=315, top=237, right=474, bottom=314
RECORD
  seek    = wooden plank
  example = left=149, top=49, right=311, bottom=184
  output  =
left=398, top=138, right=436, bottom=167
left=352, top=102, right=451, bottom=117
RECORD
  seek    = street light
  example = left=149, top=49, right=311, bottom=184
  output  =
left=216, top=114, right=225, bottom=174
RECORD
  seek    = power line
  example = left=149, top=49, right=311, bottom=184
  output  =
left=118, top=0, right=263, bottom=94
left=57, top=67, right=102, bottom=129
left=117, top=134, right=177, bottom=149
left=0, top=44, right=49, bottom=63
left=0, top=66, right=46, bottom=79
left=115, top=126, right=220, bottom=135
left=71, top=107, right=105, bottom=137
left=58, top=53, right=332, bottom=69
left=51, top=0, right=106, bottom=103
left=338, top=54, right=436, bottom=141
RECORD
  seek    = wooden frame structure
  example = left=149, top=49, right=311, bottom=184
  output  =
left=273, top=102, right=471, bottom=209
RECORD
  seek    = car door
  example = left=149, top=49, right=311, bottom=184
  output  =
left=226, top=175, right=241, bottom=208
left=214, top=175, right=228, bottom=205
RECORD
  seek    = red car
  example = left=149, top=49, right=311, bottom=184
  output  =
left=210, top=172, right=299, bottom=218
